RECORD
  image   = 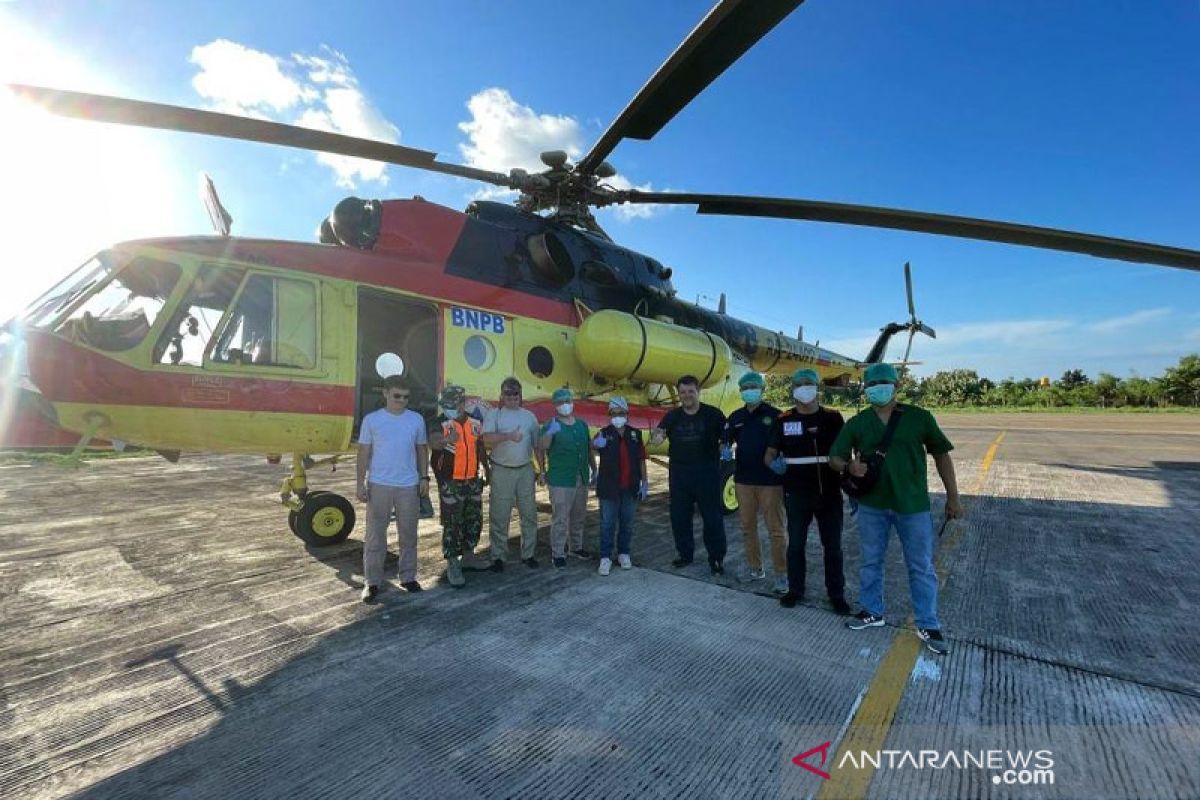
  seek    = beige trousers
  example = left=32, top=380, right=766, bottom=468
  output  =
left=488, top=463, right=539, bottom=561
left=549, top=478, right=588, bottom=558
left=364, top=483, right=421, bottom=586
left=735, top=483, right=787, bottom=573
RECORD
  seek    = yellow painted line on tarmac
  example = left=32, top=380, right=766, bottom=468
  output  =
left=817, top=431, right=1005, bottom=800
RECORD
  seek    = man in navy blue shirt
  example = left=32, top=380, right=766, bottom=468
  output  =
left=724, top=371, right=788, bottom=593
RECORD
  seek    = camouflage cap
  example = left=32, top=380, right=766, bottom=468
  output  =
left=607, top=395, right=630, bottom=412
left=439, top=384, right=466, bottom=407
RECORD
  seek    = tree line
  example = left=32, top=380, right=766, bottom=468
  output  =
left=762, top=353, right=1200, bottom=409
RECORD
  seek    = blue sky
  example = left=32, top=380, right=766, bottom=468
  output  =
left=2, top=0, right=1198, bottom=380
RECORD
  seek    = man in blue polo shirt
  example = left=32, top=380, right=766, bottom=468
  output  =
left=724, top=370, right=788, bottom=593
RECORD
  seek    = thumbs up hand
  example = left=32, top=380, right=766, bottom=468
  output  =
left=592, top=433, right=607, bottom=449
left=545, top=419, right=561, bottom=437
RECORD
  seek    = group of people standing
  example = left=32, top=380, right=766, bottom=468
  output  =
left=354, top=362, right=963, bottom=655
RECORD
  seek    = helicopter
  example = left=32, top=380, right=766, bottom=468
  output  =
left=2, top=0, right=1198, bottom=549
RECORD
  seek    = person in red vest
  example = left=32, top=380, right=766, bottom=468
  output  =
left=591, top=396, right=650, bottom=576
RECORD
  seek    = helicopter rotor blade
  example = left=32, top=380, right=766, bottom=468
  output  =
left=901, top=328, right=916, bottom=369
left=917, top=322, right=937, bottom=339
left=621, top=191, right=1200, bottom=272
left=904, top=261, right=915, bottom=319
left=5, top=84, right=517, bottom=188
left=574, top=0, right=803, bottom=175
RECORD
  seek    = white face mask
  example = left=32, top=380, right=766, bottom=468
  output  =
left=556, top=403, right=574, bottom=417
left=793, top=386, right=818, bottom=404
left=610, top=416, right=627, bottom=428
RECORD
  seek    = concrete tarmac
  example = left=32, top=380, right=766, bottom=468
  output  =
left=1, top=412, right=1198, bottom=799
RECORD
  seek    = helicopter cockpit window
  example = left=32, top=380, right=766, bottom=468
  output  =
left=580, top=260, right=619, bottom=287
left=212, top=274, right=318, bottom=369
left=22, top=252, right=122, bottom=329
left=155, top=264, right=246, bottom=366
left=52, top=256, right=181, bottom=353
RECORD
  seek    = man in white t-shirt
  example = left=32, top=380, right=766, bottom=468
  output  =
left=481, top=376, right=542, bottom=570
left=356, top=375, right=429, bottom=602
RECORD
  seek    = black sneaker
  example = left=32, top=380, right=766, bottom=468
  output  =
left=553, top=557, right=567, bottom=568
left=709, top=560, right=724, bottom=576
left=360, top=584, right=378, bottom=603
left=523, top=557, right=539, bottom=569
left=490, top=559, right=505, bottom=573
left=830, top=597, right=852, bottom=615
left=400, top=581, right=423, bottom=593
left=917, top=628, right=949, bottom=655
left=671, top=557, right=693, bottom=568
left=846, top=610, right=885, bottom=630
left=779, top=591, right=801, bottom=609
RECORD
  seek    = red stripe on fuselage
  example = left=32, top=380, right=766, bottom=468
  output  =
left=26, top=331, right=355, bottom=415
left=142, top=200, right=577, bottom=327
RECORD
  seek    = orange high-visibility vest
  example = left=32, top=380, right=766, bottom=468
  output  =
left=443, top=418, right=482, bottom=480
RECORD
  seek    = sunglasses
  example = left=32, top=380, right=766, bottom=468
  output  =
left=389, top=393, right=411, bottom=400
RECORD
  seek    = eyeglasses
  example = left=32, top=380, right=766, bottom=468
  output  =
left=389, top=393, right=410, bottom=400
left=502, top=390, right=521, bottom=397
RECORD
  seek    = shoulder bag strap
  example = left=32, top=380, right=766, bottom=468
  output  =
left=877, top=405, right=905, bottom=456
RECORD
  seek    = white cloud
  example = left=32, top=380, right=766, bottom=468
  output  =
left=458, top=88, right=582, bottom=173
left=599, top=173, right=669, bottom=221
left=1085, top=307, right=1172, bottom=334
left=189, top=41, right=398, bottom=188
left=937, top=318, right=1073, bottom=345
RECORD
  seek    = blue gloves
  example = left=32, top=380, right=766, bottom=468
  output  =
left=769, top=455, right=787, bottom=475
left=720, top=444, right=734, bottom=461
left=592, top=433, right=608, bottom=448
left=545, top=419, right=561, bottom=437
left=638, top=478, right=649, bottom=501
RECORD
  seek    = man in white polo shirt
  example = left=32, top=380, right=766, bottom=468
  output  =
left=356, top=375, right=430, bottom=602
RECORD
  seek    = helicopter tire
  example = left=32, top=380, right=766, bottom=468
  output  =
left=720, top=461, right=738, bottom=515
left=294, top=491, right=356, bottom=547
left=288, top=490, right=328, bottom=538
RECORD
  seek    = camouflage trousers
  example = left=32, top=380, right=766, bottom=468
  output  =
left=439, top=476, right=484, bottom=558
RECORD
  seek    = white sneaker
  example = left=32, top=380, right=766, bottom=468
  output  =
left=772, top=576, right=789, bottom=595
left=618, top=554, right=632, bottom=570
left=598, top=558, right=612, bottom=576
left=739, top=568, right=766, bottom=583
left=360, top=584, right=378, bottom=603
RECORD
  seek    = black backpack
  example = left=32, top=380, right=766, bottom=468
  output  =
left=841, top=406, right=903, bottom=498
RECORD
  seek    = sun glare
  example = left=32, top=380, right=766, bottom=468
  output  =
left=0, top=11, right=192, bottom=324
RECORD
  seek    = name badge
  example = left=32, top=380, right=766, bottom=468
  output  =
left=783, top=421, right=804, bottom=436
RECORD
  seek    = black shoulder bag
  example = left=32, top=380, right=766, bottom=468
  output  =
left=841, top=406, right=903, bottom=498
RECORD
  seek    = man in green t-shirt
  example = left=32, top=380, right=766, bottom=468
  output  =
left=538, top=387, right=596, bottom=568
left=830, top=363, right=963, bottom=655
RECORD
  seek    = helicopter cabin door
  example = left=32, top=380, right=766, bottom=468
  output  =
left=354, top=289, right=439, bottom=437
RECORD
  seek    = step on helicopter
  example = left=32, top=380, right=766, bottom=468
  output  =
left=2, top=0, right=1198, bottom=548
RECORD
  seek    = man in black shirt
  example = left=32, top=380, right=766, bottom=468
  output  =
left=764, top=368, right=850, bottom=613
left=724, top=371, right=788, bottom=593
left=651, top=375, right=728, bottom=575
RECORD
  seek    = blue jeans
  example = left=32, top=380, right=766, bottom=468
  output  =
left=599, top=490, right=637, bottom=558
left=856, top=504, right=940, bottom=630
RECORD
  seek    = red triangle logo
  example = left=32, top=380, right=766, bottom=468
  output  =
left=792, top=741, right=833, bottom=780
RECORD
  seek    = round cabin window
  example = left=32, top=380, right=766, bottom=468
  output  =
left=463, top=335, right=496, bottom=370
left=527, top=346, right=554, bottom=379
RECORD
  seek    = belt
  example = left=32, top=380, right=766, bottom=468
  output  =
left=492, top=462, right=530, bottom=469
left=785, top=456, right=830, bottom=465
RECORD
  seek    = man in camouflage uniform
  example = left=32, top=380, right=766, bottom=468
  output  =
left=431, top=385, right=488, bottom=587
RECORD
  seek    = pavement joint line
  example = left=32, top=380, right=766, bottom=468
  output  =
left=816, top=430, right=1006, bottom=800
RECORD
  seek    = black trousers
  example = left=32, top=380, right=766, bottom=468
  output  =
left=668, top=463, right=727, bottom=563
left=784, top=492, right=845, bottom=600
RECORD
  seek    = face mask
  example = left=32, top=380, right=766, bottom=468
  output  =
left=865, top=384, right=895, bottom=406
left=610, top=416, right=627, bottom=428
left=556, top=403, right=573, bottom=417
left=793, top=386, right=818, bottom=404
left=443, top=408, right=460, bottom=420
left=740, top=389, right=762, bottom=404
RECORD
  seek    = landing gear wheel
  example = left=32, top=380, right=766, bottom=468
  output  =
left=293, top=491, right=355, bottom=547
left=721, top=462, right=738, bottom=515
left=288, top=489, right=326, bottom=537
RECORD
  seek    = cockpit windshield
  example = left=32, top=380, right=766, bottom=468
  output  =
left=19, top=252, right=123, bottom=329
left=51, top=256, right=182, bottom=353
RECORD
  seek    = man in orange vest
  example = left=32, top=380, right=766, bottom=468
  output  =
left=432, top=384, right=487, bottom=587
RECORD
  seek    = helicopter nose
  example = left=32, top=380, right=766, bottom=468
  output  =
left=0, top=324, right=59, bottom=431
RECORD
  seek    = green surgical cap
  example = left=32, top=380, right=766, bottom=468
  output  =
left=551, top=387, right=574, bottom=403
left=737, top=371, right=765, bottom=388
left=791, top=368, right=819, bottom=385
left=864, top=363, right=899, bottom=383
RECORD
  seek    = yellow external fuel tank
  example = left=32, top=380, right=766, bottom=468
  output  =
left=574, top=310, right=732, bottom=388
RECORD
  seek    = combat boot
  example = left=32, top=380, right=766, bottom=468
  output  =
left=460, top=549, right=492, bottom=571
left=446, top=556, right=465, bottom=588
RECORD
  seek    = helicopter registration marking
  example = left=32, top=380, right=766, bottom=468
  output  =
left=451, top=306, right=506, bottom=334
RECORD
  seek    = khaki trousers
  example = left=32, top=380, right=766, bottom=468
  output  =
left=549, top=478, right=588, bottom=558
left=488, top=463, right=539, bottom=561
left=735, top=483, right=787, bottom=573
left=364, top=483, right=420, bottom=586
